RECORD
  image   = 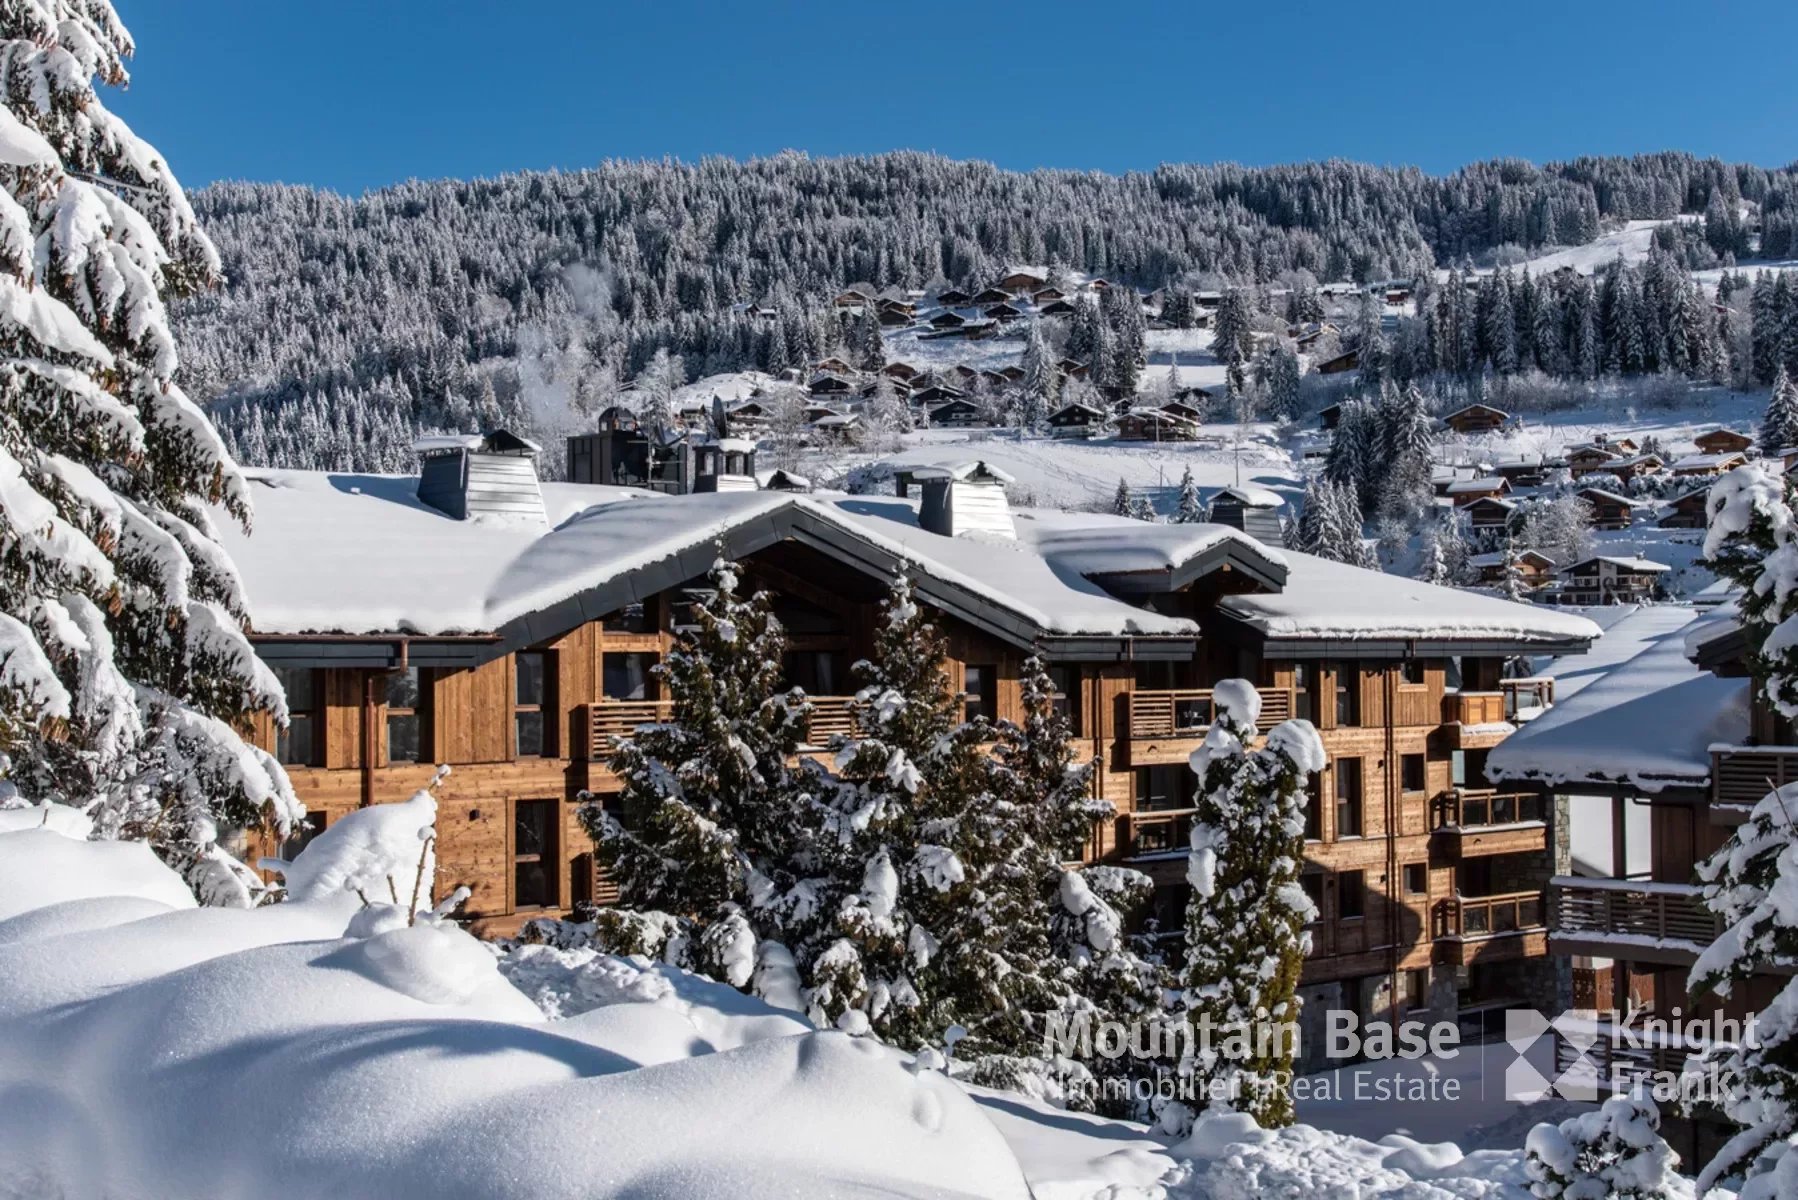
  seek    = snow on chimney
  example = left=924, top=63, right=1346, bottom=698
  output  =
left=914, top=460, right=1016, bottom=540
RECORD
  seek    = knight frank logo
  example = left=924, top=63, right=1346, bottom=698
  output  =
left=1503, top=1005, right=1759, bottom=1105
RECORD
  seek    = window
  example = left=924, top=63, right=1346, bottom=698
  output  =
left=963, top=664, right=997, bottom=724
left=1304, top=772, right=1323, bottom=840
left=1300, top=873, right=1325, bottom=921
left=1451, top=749, right=1467, bottom=788
left=1334, top=663, right=1359, bottom=726
left=385, top=667, right=424, bottom=764
left=1404, top=862, right=1428, bottom=895
left=1401, top=659, right=1426, bottom=685
left=603, top=653, right=656, bottom=701
left=514, top=799, right=558, bottom=909
left=602, top=599, right=654, bottom=634
left=274, top=666, right=317, bottom=766
left=515, top=651, right=551, bottom=757
left=1338, top=869, right=1366, bottom=920
left=1136, top=765, right=1194, bottom=812
left=279, top=810, right=326, bottom=861
left=1048, top=664, right=1082, bottom=735
left=783, top=650, right=848, bottom=696
left=1334, top=757, right=1363, bottom=837
left=1292, top=662, right=1313, bottom=723
left=1403, top=968, right=1429, bottom=1009
left=1401, top=753, right=1427, bottom=793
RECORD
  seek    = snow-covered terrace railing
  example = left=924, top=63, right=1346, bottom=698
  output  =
left=1710, top=744, right=1798, bottom=807
left=1125, top=687, right=1295, bottom=741
left=1501, top=677, right=1555, bottom=720
left=1549, top=876, right=1720, bottom=963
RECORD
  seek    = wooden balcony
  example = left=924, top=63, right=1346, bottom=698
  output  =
left=1550, top=1021, right=1711, bottom=1101
left=1549, top=877, right=1721, bottom=965
left=1121, top=807, right=1195, bottom=857
left=1441, top=691, right=1512, bottom=748
left=1433, top=889, right=1548, bottom=965
left=576, top=695, right=861, bottom=760
left=1431, top=788, right=1548, bottom=857
left=1711, top=745, right=1798, bottom=809
left=1124, top=687, right=1295, bottom=766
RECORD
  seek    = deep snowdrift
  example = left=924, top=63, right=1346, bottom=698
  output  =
left=0, top=807, right=1639, bottom=1199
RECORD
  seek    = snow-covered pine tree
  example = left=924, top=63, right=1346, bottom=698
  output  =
left=813, top=574, right=990, bottom=1046
left=0, top=1, right=298, bottom=901
left=1524, top=1088, right=1682, bottom=1200
left=1291, top=475, right=1331, bottom=556
left=1498, top=541, right=1530, bottom=601
left=960, top=657, right=1118, bottom=1085
left=1019, top=320, right=1058, bottom=425
left=1128, top=494, right=1157, bottom=523
left=1175, top=465, right=1204, bottom=524
left=1764, top=367, right=1798, bottom=454
left=1687, top=464, right=1798, bottom=1194
left=1112, top=476, right=1133, bottom=517
left=1417, top=522, right=1453, bottom=585
left=580, top=557, right=833, bottom=990
left=1266, top=344, right=1302, bottom=422
left=1176, top=680, right=1324, bottom=1129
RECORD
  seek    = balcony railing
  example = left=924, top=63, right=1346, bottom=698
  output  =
left=1433, top=788, right=1544, bottom=830
left=1551, top=1021, right=1714, bottom=1101
left=1550, top=877, right=1721, bottom=949
left=1443, top=690, right=1507, bottom=725
left=1501, top=677, right=1555, bottom=720
left=1711, top=746, right=1798, bottom=807
left=1126, top=687, right=1295, bottom=740
left=1121, top=808, right=1195, bottom=857
left=577, top=695, right=861, bottom=759
left=1434, top=890, right=1546, bottom=939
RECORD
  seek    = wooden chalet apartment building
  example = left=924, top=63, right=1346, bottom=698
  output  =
left=222, top=432, right=1598, bottom=1035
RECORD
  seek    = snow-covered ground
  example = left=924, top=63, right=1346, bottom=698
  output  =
left=0, top=801, right=1687, bottom=1200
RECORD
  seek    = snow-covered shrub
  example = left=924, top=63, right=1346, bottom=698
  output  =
left=1523, top=1089, right=1682, bottom=1200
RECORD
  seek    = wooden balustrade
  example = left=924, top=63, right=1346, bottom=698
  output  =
left=1501, top=677, right=1555, bottom=719
left=1435, top=890, right=1545, bottom=939
left=1550, top=878, right=1720, bottom=947
left=577, top=695, right=861, bottom=758
left=1552, top=1025, right=1709, bottom=1099
left=1443, top=691, right=1507, bottom=725
left=1433, top=788, right=1544, bottom=829
left=1126, top=687, right=1295, bottom=740
left=1712, top=746, right=1798, bottom=806
left=1122, top=807, right=1196, bottom=856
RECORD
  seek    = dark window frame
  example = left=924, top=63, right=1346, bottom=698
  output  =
left=1404, top=861, right=1428, bottom=895
left=515, top=650, right=553, bottom=758
left=385, top=667, right=427, bottom=765
left=274, top=666, right=319, bottom=767
left=1401, top=752, right=1427, bottom=793
left=513, top=797, right=559, bottom=911
left=1334, top=757, right=1364, bottom=838
left=963, top=663, right=998, bottom=725
left=1338, top=869, right=1367, bottom=920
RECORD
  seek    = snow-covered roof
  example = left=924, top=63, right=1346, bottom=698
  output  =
left=1218, top=550, right=1602, bottom=649
left=1670, top=453, right=1746, bottom=471
left=1444, top=477, right=1506, bottom=495
left=907, top=460, right=1016, bottom=484
left=1576, top=487, right=1635, bottom=505
left=1487, top=606, right=1747, bottom=792
left=1564, top=555, right=1671, bottom=574
left=1213, top=485, right=1284, bottom=508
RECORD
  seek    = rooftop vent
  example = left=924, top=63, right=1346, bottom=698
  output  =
left=414, top=429, right=546, bottom=523
left=915, top=460, right=1016, bottom=540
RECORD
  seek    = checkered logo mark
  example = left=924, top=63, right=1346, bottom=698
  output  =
left=1503, top=1008, right=1603, bottom=1102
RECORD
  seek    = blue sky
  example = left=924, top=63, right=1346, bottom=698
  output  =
left=110, top=0, right=1798, bottom=195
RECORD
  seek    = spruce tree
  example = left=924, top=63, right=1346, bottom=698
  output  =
left=1018, top=320, right=1058, bottom=428
left=1128, top=494, right=1157, bottom=522
left=1174, top=465, right=1204, bottom=524
left=1177, top=680, right=1324, bottom=1128
left=0, top=0, right=298, bottom=901
left=1763, top=366, right=1798, bottom=454
left=581, top=558, right=833, bottom=988
left=1525, top=1089, right=1682, bottom=1200
left=1112, top=476, right=1134, bottom=517
left=812, top=575, right=991, bottom=1046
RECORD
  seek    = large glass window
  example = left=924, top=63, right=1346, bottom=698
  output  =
left=514, top=799, right=558, bottom=909
left=1339, top=869, right=1366, bottom=920
left=603, top=653, right=656, bottom=701
left=1402, top=753, right=1426, bottom=793
left=1334, top=663, right=1359, bottom=726
left=385, top=668, right=424, bottom=764
left=274, top=666, right=317, bottom=766
left=1048, top=664, right=1082, bottom=735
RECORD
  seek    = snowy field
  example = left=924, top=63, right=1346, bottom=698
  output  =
left=0, top=800, right=1676, bottom=1200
